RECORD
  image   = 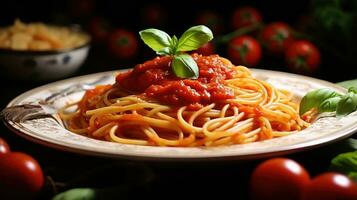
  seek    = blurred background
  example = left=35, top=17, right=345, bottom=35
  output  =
left=0, top=0, right=356, bottom=83
left=1, top=1, right=357, bottom=199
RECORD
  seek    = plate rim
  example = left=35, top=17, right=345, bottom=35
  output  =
left=4, top=69, right=356, bottom=161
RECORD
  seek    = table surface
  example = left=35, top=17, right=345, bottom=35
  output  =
left=1, top=52, right=356, bottom=200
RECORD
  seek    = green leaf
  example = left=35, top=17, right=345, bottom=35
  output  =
left=348, top=87, right=357, bottom=94
left=299, top=88, right=340, bottom=115
left=318, top=96, right=341, bottom=112
left=157, top=47, right=172, bottom=55
left=349, top=172, right=357, bottom=182
left=52, top=188, right=96, bottom=200
left=139, top=28, right=172, bottom=52
left=172, top=54, right=199, bottom=79
left=337, top=79, right=357, bottom=89
left=336, top=92, right=357, bottom=116
left=176, top=25, right=213, bottom=52
left=171, top=35, right=178, bottom=47
left=330, top=151, right=357, bottom=181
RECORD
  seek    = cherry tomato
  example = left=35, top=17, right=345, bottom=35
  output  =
left=89, top=17, right=112, bottom=43
left=231, top=6, right=262, bottom=29
left=108, top=29, right=139, bottom=59
left=302, top=172, right=357, bottom=200
left=0, top=152, right=44, bottom=199
left=195, top=10, right=224, bottom=34
left=250, top=158, right=310, bottom=200
left=285, top=40, right=320, bottom=74
left=227, top=35, right=262, bottom=66
left=0, top=138, right=10, bottom=156
left=193, top=42, right=215, bottom=56
left=260, top=22, right=294, bottom=55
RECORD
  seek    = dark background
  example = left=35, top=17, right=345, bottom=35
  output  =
left=0, top=1, right=309, bottom=28
left=0, top=0, right=356, bottom=199
left=1, top=0, right=356, bottom=82
left=0, top=0, right=357, bottom=82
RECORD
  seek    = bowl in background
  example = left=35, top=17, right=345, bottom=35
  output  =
left=0, top=20, right=91, bottom=81
left=0, top=43, right=90, bottom=81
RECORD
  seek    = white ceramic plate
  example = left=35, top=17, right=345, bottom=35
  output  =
left=4, top=69, right=357, bottom=161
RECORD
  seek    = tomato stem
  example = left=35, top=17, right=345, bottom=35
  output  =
left=214, top=23, right=263, bottom=44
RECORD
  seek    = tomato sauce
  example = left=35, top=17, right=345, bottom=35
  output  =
left=115, top=54, right=235, bottom=109
left=78, top=85, right=112, bottom=113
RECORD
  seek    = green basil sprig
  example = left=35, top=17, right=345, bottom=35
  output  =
left=330, top=150, right=357, bottom=182
left=139, top=25, right=213, bottom=79
left=336, top=90, right=357, bottom=116
left=299, top=87, right=357, bottom=116
left=318, top=96, right=341, bottom=113
left=299, top=88, right=340, bottom=115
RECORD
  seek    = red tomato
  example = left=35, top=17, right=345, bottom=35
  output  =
left=227, top=35, right=262, bottom=66
left=231, top=6, right=262, bottom=29
left=195, top=10, right=224, bottom=34
left=260, top=22, right=294, bottom=55
left=89, top=17, right=112, bottom=43
left=285, top=40, right=320, bottom=74
left=250, top=158, right=311, bottom=200
left=0, top=138, right=10, bottom=156
left=302, top=172, right=357, bottom=200
left=0, top=152, right=44, bottom=199
left=108, top=29, right=139, bottom=59
left=194, top=42, right=215, bottom=56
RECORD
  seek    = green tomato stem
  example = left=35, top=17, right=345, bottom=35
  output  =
left=214, top=23, right=263, bottom=45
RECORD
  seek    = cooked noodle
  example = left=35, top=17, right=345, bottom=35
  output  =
left=60, top=54, right=309, bottom=147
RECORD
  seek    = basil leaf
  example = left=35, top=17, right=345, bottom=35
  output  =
left=337, top=79, right=357, bottom=89
left=318, top=96, right=341, bottom=112
left=336, top=92, right=357, bottom=116
left=139, top=29, right=172, bottom=52
left=176, top=25, right=213, bottom=52
left=171, top=35, right=178, bottom=47
left=299, top=88, right=340, bottom=115
left=330, top=151, right=357, bottom=182
left=348, top=87, right=357, bottom=94
left=52, top=188, right=96, bottom=200
left=172, top=54, right=199, bottom=79
left=349, top=172, right=357, bottom=182
left=157, top=47, right=172, bottom=55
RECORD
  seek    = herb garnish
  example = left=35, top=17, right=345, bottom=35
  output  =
left=139, top=25, right=213, bottom=79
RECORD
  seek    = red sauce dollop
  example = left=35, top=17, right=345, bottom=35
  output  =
left=115, top=54, right=235, bottom=109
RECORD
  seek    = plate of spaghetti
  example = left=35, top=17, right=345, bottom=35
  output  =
left=4, top=53, right=357, bottom=161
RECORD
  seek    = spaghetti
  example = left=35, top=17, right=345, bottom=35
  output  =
left=60, top=54, right=309, bottom=147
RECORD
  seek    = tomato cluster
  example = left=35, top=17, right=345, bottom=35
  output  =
left=88, top=17, right=139, bottom=60
left=0, top=138, right=44, bottom=199
left=87, top=6, right=322, bottom=75
left=225, top=7, right=321, bottom=75
left=250, top=158, right=357, bottom=200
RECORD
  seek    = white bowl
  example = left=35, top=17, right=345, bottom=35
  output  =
left=0, top=42, right=90, bottom=81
